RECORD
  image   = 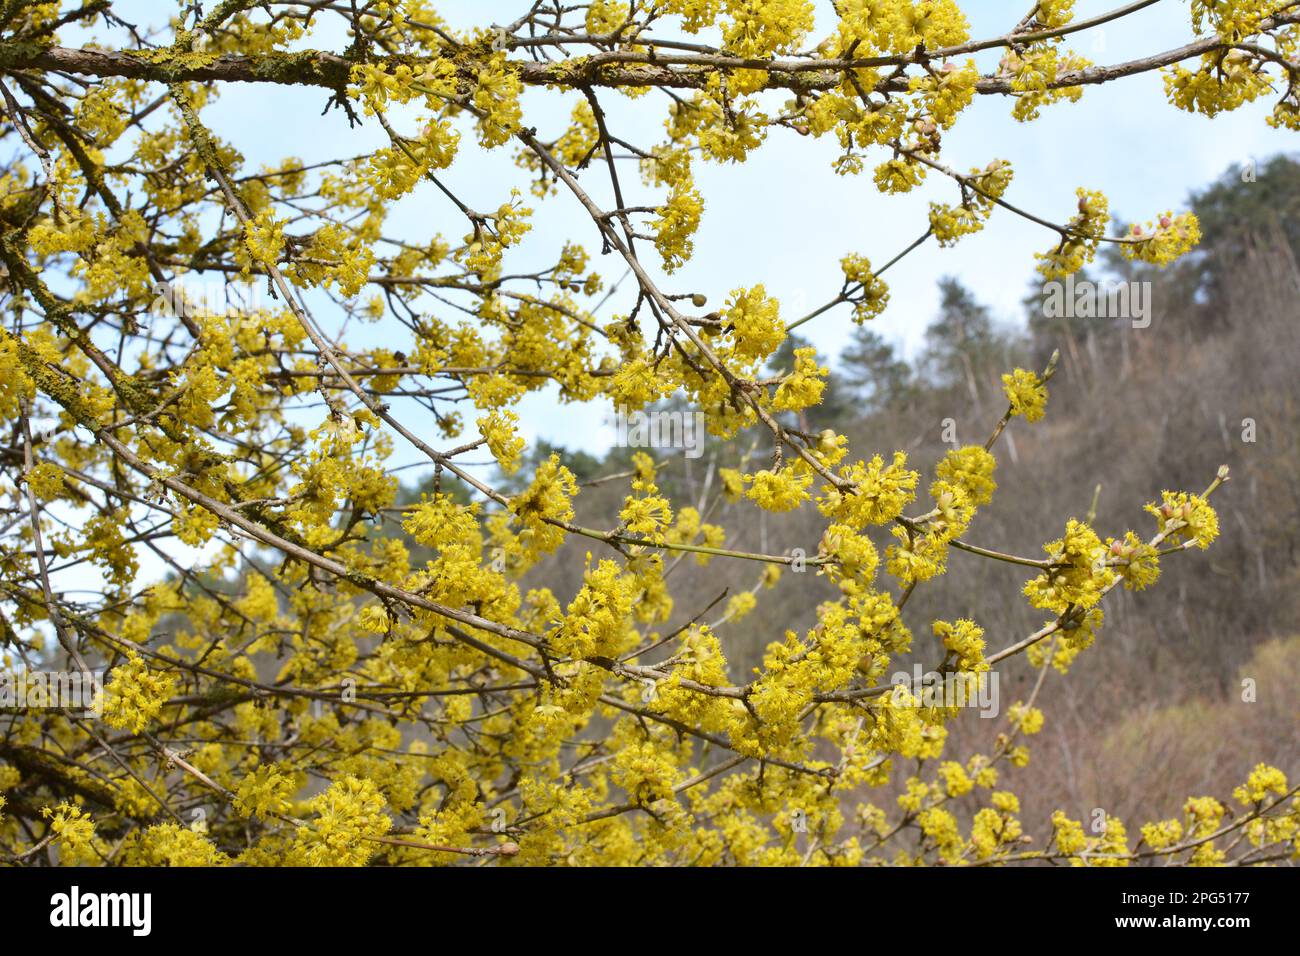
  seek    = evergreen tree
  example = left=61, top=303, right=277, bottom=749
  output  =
left=920, top=277, right=1001, bottom=401
left=839, top=325, right=914, bottom=411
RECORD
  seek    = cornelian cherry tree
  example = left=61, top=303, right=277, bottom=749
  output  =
left=0, top=1, right=1296, bottom=866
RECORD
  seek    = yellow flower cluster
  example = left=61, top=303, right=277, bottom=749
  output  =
left=746, top=467, right=813, bottom=512
left=1023, top=519, right=1114, bottom=614
left=836, top=0, right=969, bottom=56
left=819, top=452, right=918, bottom=528
left=1035, top=189, right=1109, bottom=278
left=42, top=803, right=101, bottom=865
left=478, top=409, right=526, bottom=475
left=510, top=454, right=579, bottom=557
left=722, top=0, right=815, bottom=60
left=102, top=654, right=176, bottom=734
left=651, top=183, right=705, bottom=273
left=1234, top=764, right=1288, bottom=805
left=234, top=763, right=297, bottom=819
left=1147, top=491, right=1219, bottom=549
left=1107, top=531, right=1161, bottom=590
left=772, top=347, right=828, bottom=412
left=292, top=776, right=392, bottom=866
left=1001, top=368, right=1048, bottom=422
left=725, top=284, right=784, bottom=363
left=24, top=461, right=66, bottom=500
left=840, top=253, right=891, bottom=324
left=934, top=444, right=997, bottom=506
left=1122, top=212, right=1202, bottom=267
left=934, top=619, right=987, bottom=673
left=930, top=160, right=1013, bottom=247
